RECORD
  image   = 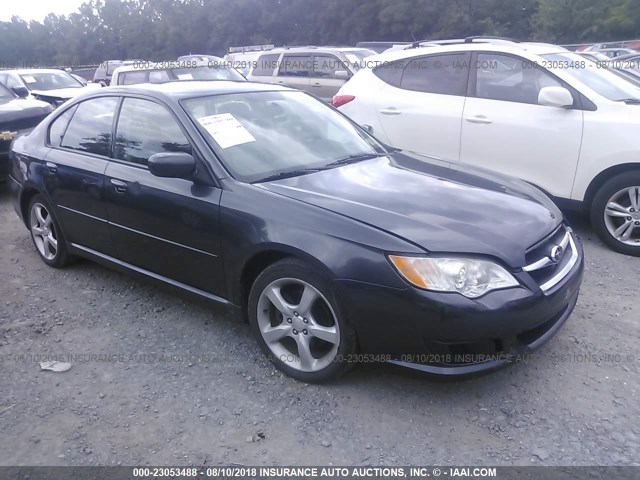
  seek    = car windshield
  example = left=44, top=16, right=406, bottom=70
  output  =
left=0, top=82, right=15, bottom=99
left=344, top=50, right=376, bottom=70
left=542, top=53, right=640, bottom=101
left=171, top=66, right=245, bottom=82
left=182, top=90, right=386, bottom=183
left=19, top=71, right=83, bottom=91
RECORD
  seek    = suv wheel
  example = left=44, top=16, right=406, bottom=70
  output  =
left=591, top=172, right=640, bottom=256
left=28, top=195, right=71, bottom=268
left=248, top=259, right=356, bottom=383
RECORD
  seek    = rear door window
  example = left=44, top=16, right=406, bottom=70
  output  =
left=400, top=54, right=470, bottom=96
left=60, top=97, right=119, bottom=157
left=253, top=54, right=281, bottom=76
left=278, top=55, right=312, bottom=77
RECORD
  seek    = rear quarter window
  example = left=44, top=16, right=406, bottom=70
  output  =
left=373, top=60, right=408, bottom=87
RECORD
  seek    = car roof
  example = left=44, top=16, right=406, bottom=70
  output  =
left=368, top=42, right=568, bottom=64
left=102, top=80, right=291, bottom=100
left=267, top=46, right=374, bottom=54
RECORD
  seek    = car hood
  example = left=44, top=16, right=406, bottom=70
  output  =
left=257, top=152, right=562, bottom=268
left=0, top=97, right=51, bottom=129
left=30, top=87, right=87, bottom=100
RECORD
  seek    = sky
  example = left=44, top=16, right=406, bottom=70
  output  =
left=0, top=0, right=86, bottom=23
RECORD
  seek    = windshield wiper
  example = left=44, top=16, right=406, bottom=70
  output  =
left=618, top=98, right=640, bottom=105
left=255, top=168, right=322, bottom=183
left=322, top=152, right=388, bottom=169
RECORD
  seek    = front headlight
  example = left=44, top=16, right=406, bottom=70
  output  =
left=389, top=255, right=519, bottom=298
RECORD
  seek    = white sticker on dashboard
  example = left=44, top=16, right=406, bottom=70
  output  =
left=197, top=113, right=256, bottom=149
left=22, top=75, right=37, bottom=83
left=177, top=74, right=193, bottom=80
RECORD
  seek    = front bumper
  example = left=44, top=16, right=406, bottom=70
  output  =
left=337, top=237, right=584, bottom=376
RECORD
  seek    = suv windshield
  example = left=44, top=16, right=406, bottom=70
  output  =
left=19, top=71, right=83, bottom=91
left=542, top=53, right=640, bottom=102
left=182, top=91, right=386, bottom=182
left=0, top=82, right=15, bottom=99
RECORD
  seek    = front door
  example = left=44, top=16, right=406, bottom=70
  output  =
left=104, top=97, right=224, bottom=295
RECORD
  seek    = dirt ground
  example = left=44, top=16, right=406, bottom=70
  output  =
left=0, top=185, right=638, bottom=467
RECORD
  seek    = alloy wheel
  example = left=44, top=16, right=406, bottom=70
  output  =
left=256, top=278, right=340, bottom=373
left=604, top=186, right=640, bottom=246
left=30, top=203, right=58, bottom=261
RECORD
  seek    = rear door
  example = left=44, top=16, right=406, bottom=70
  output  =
left=374, top=53, right=470, bottom=161
left=459, top=52, right=583, bottom=198
left=275, top=54, right=312, bottom=92
left=104, top=96, right=225, bottom=295
left=43, top=96, right=119, bottom=255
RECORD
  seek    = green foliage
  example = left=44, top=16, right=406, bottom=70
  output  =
left=0, top=0, right=637, bottom=67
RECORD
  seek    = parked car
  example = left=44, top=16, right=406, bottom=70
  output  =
left=0, top=69, right=100, bottom=108
left=93, top=60, right=139, bottom=86
left=0, top=82, right=52, bottom=181
left=7, top=81, right=583, bottom=382
left=110, top=61, right=246, bottom=86
left=592, top=48, right=638, bottom=58
left=574, top=51, right=610, bottom=62
left=248, top=46, right=376, bottom=101
left=334, top=38, right=640, bottom=256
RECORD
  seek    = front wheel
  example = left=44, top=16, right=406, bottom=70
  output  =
left=248, top=259, right=356, bottom=383
left=591, top=172, right=640, bottom=256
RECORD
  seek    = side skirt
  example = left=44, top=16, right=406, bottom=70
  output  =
left=68, top=243, right=242, bottom=313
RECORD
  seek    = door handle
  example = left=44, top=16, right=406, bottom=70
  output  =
left=110, top=178, right=128, bottom=193
left=311, top=83, right=321, bottom=87
left=465, top=115, right=493, bottom=125
left=380, top=108, right=401, bottom=116
left=45, top=162, right=57, bottom=174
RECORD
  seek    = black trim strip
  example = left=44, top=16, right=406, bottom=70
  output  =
left=58, top=205, right=218, bottom=258
left=108, top=221, right=218, bottom=258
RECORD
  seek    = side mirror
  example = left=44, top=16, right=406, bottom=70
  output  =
left=538, top=86, right=573, bottom=108
left=148, top=152, right=196, bottom=180
left=12, top=86, right=29, bottom=98
left=334, top=70, right=350, bottom=80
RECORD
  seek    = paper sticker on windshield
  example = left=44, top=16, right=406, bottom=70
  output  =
left=177, top=73, right=193, bottom=80
left=22, top=75, right=37, bottom=83
left=197, top=113, right=256, bottom=149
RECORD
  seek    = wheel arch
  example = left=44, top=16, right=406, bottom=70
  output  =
left=19, top=185, right=43, bottom=227
left=583, top=163, right=640, bottom=209
left=235, top=245, right=335, bottom=317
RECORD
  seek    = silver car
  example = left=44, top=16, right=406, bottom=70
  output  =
left=247, top=47, right=375, bottom=101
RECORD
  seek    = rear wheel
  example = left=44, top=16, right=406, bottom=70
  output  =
left=591, top=172, right=640, bottom=256
left=28, top=195, right=71, bottom=268
left=248, top=259, right=356, bottom=383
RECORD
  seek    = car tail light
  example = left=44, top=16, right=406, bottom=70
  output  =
left=332, top=95, right=355, bottom=108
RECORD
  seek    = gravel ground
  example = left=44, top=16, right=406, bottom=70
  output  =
left=0, top=185, right=638, bottom=467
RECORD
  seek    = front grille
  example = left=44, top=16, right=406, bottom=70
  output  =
left=524, top=225, right=578, bottom=293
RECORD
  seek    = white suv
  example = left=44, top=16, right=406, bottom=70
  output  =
left=334, top=38, right=640, bottom=256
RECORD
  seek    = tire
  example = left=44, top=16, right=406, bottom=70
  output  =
left=248, top=258, right=357, bottom=383
left=28, top=194, right=72, bottom=268
left=591, top=172, right=640, bottom=256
